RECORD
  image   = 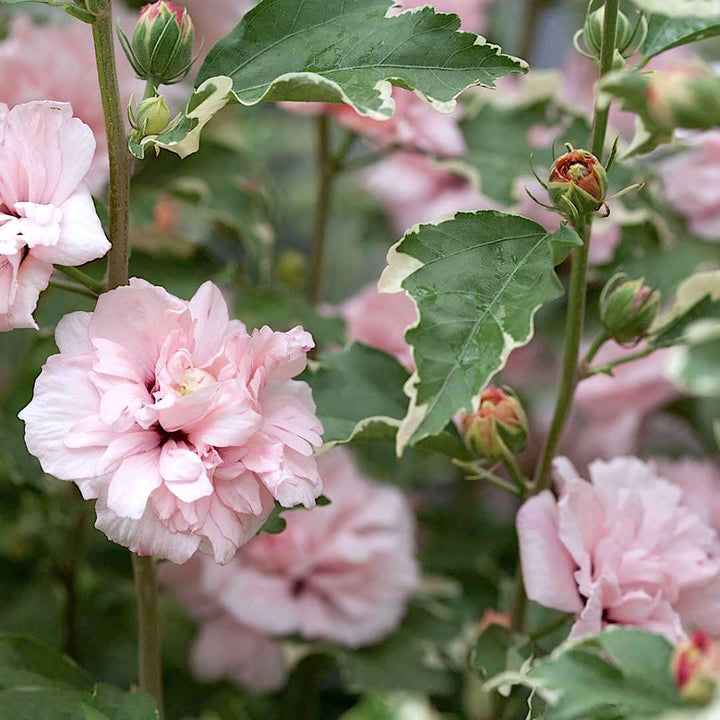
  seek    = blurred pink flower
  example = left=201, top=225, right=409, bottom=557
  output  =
left=659, top=131, right=720, bottom=241
left=161, top=448, right=418, bottom=669
left=654, top=458, right=720, bottom=542
left=517, top=456, right=720, bottom=642
left=20, top=280, right=323, bottom=564
left=365, top=152, right=492, bottom=234
left=0, top=101, right=110, bottom=332
left=568, top=342, right=679, bottom=464
left=0, top=15, right=140, bottom=193
left=339, top=283, right=418, bottom=370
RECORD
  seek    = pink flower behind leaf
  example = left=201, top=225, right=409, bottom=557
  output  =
left=19, top=280, right=323, bottom=565
left=339, top=283, right=418, bottom=370
left=517, top=456, right=720, bottom=642
left=0, top=101, right=110, bottom=332
left=181, top=0, right=255, bottom=52
left=659, top=131, right=720, bottom=241
left=0, top=15, right=140, bottom=193
left=388, top=0, right=491, bottom=33
left=160, top=449, right=419, bottom=690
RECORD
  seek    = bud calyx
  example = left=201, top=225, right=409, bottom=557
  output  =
left=600, top=273, right=660, bottom=344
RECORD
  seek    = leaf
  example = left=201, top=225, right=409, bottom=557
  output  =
left=459, top=74, right=590, bottom=205
left=379, top=213, right=581, bottom=452
left=667, top=330, right=720, bottom=396
left=630, top=0, right=720, bottom=18
left=526, top=628, right=685, bottom=720
left=0, top=635, right=158, bottom=720
left=302, top=343, right=471, bottom=459
left=650, top=270, right=720, bottom=348
left=641, top=13, right=720, bottom=59
left=340, top=693, right=443, bottom=720
left=469, top=624, right=532, bottom=683
left=197, top=0, right=526, bottom=118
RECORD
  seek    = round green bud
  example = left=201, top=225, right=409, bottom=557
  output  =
left=600, top=274, right=661, bottom=344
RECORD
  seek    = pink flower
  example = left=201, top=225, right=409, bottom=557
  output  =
left=160, top=449, right=419, bottom=688
left=0, top=14, right=140, bottom=192
left=19, top=280, right=323, bottom=564
left=659, top=131, right=720, bottom=241
left=387, top=0, right=491, bottom=33
left=568, top=342, right=679, bottom=464
left=653, top=458, right=720, bottom=544
left=517, top=456, right=720, bottom=642
left=282, top=89, right=467, bottom=157
left=0, top=101, right=110, bottom=332
left=339, top=283, right=418, bottom=370
left=365, top=152, right=492, bottom=234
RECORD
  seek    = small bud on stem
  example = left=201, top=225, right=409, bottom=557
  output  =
left=673, top=631, right=720, bottom=705
left=600, top=273, right=660, bottom=344
left=548, top=147, right=607, bottom=225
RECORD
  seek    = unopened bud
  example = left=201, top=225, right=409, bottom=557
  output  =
left=582, top=6, right=646, bottom=62
left=672, top=631, right=720, bottom=705
left=119, top=1, right=195, bottom=86
left=459, top=386, right=528, bottom=461
left=129, top=95, right=172, bottom=139
left=548, top=148, right=607, bottom=223
left=600, top=273, right=660, bottom=343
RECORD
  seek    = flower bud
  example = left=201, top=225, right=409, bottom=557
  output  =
left=672, top=631, right=720, bottom=705
left=582, top=6, right=647, bottom=61
left=600, top=273, right=660, bottom=344
left=459, top=386, right=528, bottom=461
left=129, top=95, right=172, bottom=139
left=120, top=1, right=195, bottom=86
left=548, top=148, right=607, bottom=222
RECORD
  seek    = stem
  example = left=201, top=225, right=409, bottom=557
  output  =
left=502, top=1, right=621, bottom=666
left=581, top=331, right=609, bottom=368
left=92, top=3, right=132, bottom=291
left=582, top=345, right=654, bottom=379
left=307, top=115, right=334, bottom=304
left=49, top=279, right=98, bottom=300
left=502, top=450, right=528, bottom=497
left=132, top=555, right=164, bottom=719
left=519, top=0, right=546, bottom=62
left=93, top=6, right=162, bottom=717
left=55, top=266, right=104, bottom=295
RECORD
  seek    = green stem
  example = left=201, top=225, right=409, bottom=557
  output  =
left=581, top=331, right=609, bottom=368
left=307, top=114, right=334, bottom=305
left=55, top=266, right=104, bottom=295
left=92, top=3, right=132, bottom=291
left=519, top=0, right=546, bottom=61
left=582, top=345, right=655, bottom=379
left=132, top=555, right=164, bottom=720
left=49, top=279, right=98, bottom=300
left=502, top=450, right=528, bottom=497
left=504, top=0, right=621, bottom=662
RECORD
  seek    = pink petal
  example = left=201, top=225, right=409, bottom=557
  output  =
left=189, top=281, right=232, bottom=366
left=107, top=448, right=163, bottom=519
left=160, top=440, right=213, bottom=504
left=55, top=311, right=92, bottom=355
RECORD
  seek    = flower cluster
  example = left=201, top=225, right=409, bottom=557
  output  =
left=0, top=101, right=110, bottom=332
left=160, top=448, right=419, bottom=690
left=19, top=280, right=323, bottom=564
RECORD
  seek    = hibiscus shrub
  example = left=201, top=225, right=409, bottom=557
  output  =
left=1, top=1, right=720, bottom=719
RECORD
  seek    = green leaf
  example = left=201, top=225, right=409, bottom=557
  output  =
left=630, top=0, right=720, bottom=18
left=302, top=343, right=471, bottom=459
left=469, top=624, right=532, bottom=683
left=198, top=0, right=526, bottom=118
left=332, top=601, right=462, bottom=695
left=379, top=213, right=581, bottom=452
left=641, top=13, right=720, bottom=59
left=0, top=635, right=158, bottom=720
left=527, top=628, right=685, bottom=720
left=459, top=75, right=590, bottom=205
left=667, top=330, right=720, bottom=396
left=650, top=270, right=720, bottom=348
left=340, top=693, right=443, bottom=720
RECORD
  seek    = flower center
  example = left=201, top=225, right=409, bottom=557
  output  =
left=178, top=368, right=216, bottom=396
left=568, top=163, right=589, bottom=182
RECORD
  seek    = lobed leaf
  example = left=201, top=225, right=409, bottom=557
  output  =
left=642, top=13, right=720, bottom=59
left=630, top=0, right=720, bottom=19
left=379, top=212, right=581, bottom=453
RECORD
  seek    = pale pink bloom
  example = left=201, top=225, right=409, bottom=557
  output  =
left=0, top=101, right=110, bottom=332
left=0, top=14, right=140, bottom=193
left=365, top=152, right=492, bottom=234
left=517, top=456, right=720, bottom=642
left=659, top=131, right=720, bottom=241
left=654, top=458, right=720, bottom=544
left=180, top=0, right=255, bottom=52
left=569, top=342, right=679, bottom=464
left=388, top=0, right=491, bottom=33
left=282, top=89, right=466, bottom=157
left=19, top=280, right=323, bottom=564
left=160, top=448, right=419, bottom=668
left=339, top=283, right=418, bottom=370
